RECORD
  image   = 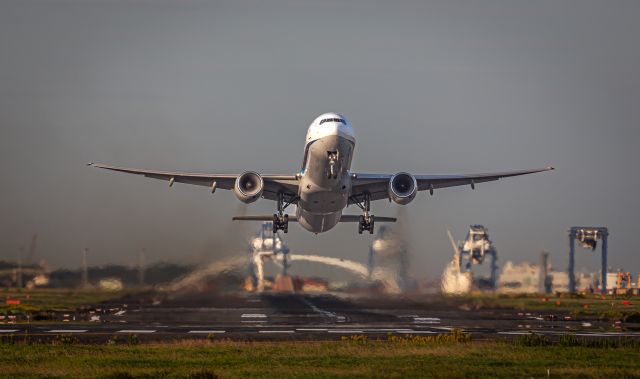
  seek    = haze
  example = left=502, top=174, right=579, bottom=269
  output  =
left=1, top=0, right=639, bottom=280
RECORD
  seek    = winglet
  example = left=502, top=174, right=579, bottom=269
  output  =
left=86, top=162, right=94, bottom=167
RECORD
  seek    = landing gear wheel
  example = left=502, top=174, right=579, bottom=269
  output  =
left=283, top=214, right=289, bottom=233
left=272, top=214, right=279, bottom=233
left=358, top=214, right=374, bottom=234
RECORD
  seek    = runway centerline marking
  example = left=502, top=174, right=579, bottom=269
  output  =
left=241, top=313, right=267, bottom=318
left=299, top=297, right=338, bottom=318
left=0, top=330, right=19, bottom=333
left=328, top=330, right=364, bottom=334
left=47, top=330, right=87, bottom=333
left=188, top=330, right=226, bottom=334
left=296, top=328, right=328, bottom=332
left=117, top=330, right=156, bottom=333
left=259, top=330, right=295, bottom=334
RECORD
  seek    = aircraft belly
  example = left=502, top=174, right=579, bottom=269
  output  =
left=297, top=134, right=353, bottom=233
left=299, top=135, right=352, bottom=214
left=296, top=208, right=342, bottom=233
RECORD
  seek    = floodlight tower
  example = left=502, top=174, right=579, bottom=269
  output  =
left=568, top=227, right=608, bottom=294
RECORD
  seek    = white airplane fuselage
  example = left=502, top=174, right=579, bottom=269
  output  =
left=296, top=113, right=356, bottom=233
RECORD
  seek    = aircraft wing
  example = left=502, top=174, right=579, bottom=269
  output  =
left=87, top=163, right=299, bottom=202
left=349, top=167, right=554, bottom=203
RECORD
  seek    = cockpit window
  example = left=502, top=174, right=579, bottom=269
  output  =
left=319, top=118, right=346, bottom=125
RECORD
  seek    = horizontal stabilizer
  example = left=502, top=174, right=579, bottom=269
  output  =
left=339, top=215, right=397, bottom=222
left=232, top=215, right=298, bottom=221
left=232, top=214, right=397, bottom=223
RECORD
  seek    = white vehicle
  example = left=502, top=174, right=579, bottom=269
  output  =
left=89, top=113, right=553, bottom=234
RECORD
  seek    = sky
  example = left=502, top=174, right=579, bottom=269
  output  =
left=1, top=0, right=639, bottom=280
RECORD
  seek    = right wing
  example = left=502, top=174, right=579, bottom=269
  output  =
left=350, top=167, right=554, bottom=203
left=87, top=163, right=299, bottom=202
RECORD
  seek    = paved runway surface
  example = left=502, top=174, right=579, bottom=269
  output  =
left=2, top=293, right=638, bottom=342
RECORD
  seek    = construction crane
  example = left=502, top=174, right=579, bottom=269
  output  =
left=447, top=225, right=498, bottom=290
left=568, top=227, right=608, bottom=294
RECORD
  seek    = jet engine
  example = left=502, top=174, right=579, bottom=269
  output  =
left=388, top=172, right=417, bottom=205
left=234, top=171, right=264, bottom=203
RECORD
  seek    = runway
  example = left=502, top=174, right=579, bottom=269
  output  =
left=2, top=293, right=638, bottom=342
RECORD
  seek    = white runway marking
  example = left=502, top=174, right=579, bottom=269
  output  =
left=413, top=317, right=441, bottom=324
left=117, top=330, right=156, bottom=333
left=328, top=330, right=364, bottom=334
left=296, top=328, right=328, bottom=331
left=259, top=330, right=295, bottom=334
left=0, top=330, right=19, bottom=333
left=398, top=331, right=437, bottom=334
left=241, top=313, right=267, bottom=318
left=188, top=330, right=226, bottom=334
left=576, top=332, right=639, bottom=337
left=47, top=330, right=87, bottom=333
left=498, top=331, right=530, bottom=335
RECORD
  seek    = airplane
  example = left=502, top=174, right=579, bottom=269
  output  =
left=88, top=112, right=554, bottom=235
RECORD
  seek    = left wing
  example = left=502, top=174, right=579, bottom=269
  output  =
left=87, top=163, right=299, bottom=202
left=350, top=167, right=554, bottom=203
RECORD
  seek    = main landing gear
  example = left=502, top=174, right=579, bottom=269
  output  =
left=352, top=193, right=375, bottom=234
left=273, top=192, right=295, bottom=233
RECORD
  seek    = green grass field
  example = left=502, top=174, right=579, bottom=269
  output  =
left=1, top=336, right=639, bottom=378
left=0, top=288, right=137, bottom=314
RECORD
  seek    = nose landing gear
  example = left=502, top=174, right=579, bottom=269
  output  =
left=327, top=152, right=338, bottom=179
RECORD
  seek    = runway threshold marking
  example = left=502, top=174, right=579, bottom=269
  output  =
left=188, top=330, right=226, bottom=334
left=117, top=330, right=156, bottom=333
left=47, top=330, right=87, bottom=333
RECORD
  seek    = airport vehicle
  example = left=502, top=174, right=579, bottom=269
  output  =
left=89, top=113, right=553, bottom=234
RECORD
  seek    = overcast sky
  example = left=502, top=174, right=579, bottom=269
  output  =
left=1, top=0, right=639, bottom=280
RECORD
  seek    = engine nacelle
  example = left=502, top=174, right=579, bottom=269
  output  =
left=234, top=171, right=264, bottom=203
left=388, top=172, right=417, bottom=205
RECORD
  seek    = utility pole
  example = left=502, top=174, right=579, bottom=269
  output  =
left=138, top=248, right=146, bottom=287
left=17, top=247, right=23, bottom=289
left=81, top=248, right=89, bottom=289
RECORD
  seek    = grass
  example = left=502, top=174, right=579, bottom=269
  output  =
left=0, top=288, right=138, bottom=314
left=453, top=293, right=640, bottom=320
left=0, top=335, right=639, bottom=378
